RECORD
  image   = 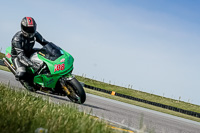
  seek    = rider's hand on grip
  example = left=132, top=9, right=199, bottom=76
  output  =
left=32, top=63, right=41, bottom=73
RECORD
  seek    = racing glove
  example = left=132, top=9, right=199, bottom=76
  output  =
left=31, top=63, right=41, bottom=73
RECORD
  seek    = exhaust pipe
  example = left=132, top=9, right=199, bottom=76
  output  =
left=3, top=58, right=16, bottom=75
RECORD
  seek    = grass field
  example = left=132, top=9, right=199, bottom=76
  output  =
left=0, top=65, right=9, bottom=71
left=0, top=84, right=117, bottom=133
left=0, top=52, right=4, bottom=59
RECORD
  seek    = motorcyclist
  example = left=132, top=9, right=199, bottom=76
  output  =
left=11, top=17, right=49, bottom=91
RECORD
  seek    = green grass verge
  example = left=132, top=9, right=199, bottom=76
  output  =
left=0, top=52, right=4, bottom=59
left=0, top=52, right=9, bottom=71
left=76, top=76, right=200, bottom=114
left=0, top=84, right=116, bottom=133
left=0, top=65, right=9, bottom=71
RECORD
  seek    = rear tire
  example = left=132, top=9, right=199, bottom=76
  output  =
left=64, top=78, right=86, bottom=104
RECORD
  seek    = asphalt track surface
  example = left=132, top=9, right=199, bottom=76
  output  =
left=0, top=70, right=200, bottom=133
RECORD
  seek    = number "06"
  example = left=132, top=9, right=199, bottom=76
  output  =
left=54, top=64, right=65, bottom=72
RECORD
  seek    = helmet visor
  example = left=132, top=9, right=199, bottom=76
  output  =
left=22, top=30, right=35, bottom=38
left=22, top=25, right=36, bottom=33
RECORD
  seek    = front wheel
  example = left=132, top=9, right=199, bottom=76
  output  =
left=62, top=78, right=86, bottom=104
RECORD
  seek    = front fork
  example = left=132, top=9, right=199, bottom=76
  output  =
left=59, top=74, right=75, bottom=95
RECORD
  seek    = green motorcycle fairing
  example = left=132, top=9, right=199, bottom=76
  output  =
left=5, top=45, right=74, bottom=90
left=34, top=49, right=74, bottom=89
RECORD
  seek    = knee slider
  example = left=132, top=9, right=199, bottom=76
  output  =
left=15, top=71, right=26, bottom=81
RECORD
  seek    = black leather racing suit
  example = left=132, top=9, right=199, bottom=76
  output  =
left=11, top=31, right=49, bottom=80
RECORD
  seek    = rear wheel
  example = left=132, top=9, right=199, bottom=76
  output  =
left=62, top=78, right=86, bottom=104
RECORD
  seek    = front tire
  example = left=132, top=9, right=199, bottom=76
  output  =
left=64, top=78, right=86, bottom=104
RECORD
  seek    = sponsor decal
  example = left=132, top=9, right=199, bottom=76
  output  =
left=6, top=53, right=11, bottom=58
left=46, top=78, right=54, bottom=86
left=60, top=58, right=65, bottom=63
left=67, top=56, right=71, bottom=64
left=54, top=64, right=65, bottom=72
left=38, top=52, right=45, bottom=56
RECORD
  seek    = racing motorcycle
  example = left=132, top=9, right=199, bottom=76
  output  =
left=3, top=42, right=86, bottom=104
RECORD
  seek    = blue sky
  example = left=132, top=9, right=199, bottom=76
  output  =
left=0, top=0, right=200, bottom=105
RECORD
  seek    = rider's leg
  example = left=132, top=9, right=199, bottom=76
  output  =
left=12, top=57, right=26, bottom=81
left=12, top=58, right=35, bottom=91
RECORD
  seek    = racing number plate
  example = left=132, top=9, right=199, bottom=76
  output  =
left=54, top=64, right=65, bottom=72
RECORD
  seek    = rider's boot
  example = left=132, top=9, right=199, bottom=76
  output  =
left=16, top=73, right=36, bottom=92
left=20, top=80, right=36, bottom=92
left=24, top=81, right=35, bottom=92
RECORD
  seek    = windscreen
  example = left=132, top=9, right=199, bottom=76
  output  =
left=38, top=43, right=63, bottom=61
